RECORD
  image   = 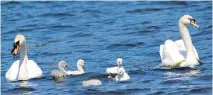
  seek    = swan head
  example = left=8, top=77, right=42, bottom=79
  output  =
left=77, top=59, right=84, bottom=68
left=117, top=58, right=123, bottom=67
left=179, top=15, right=199, bottom=28
left=58, top=61, right=67, bottom=69
left=116, top=68, right=125, bottom=80
left=11, top=34, right=26, bottom=56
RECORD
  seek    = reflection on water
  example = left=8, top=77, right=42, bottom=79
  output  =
left=6, top=81, right=36, bottom=95
left=164, top=69, right=200, bottom=81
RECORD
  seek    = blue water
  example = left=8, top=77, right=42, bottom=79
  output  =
left=1, top=1, right=212, bottom=95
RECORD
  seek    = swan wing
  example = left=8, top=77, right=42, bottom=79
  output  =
left=175, top=39, right=199, bottom=59
left=66, top=70, right=82, bottom=75
left=27, top=60, right=42, bottom=79
left=52, top=70, right=65, bottom=78
left=161, top=40, right=185, bottom=66
left=106, top=67, right=118, bottom=74
left=5, top=60, right=20, bottom=81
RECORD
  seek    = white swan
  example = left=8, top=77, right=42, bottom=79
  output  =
left=5, top=34, right=42, bottom=81
left=51, top=61, right=68, bottom=79
left=66, top=59, right=85, bottom=75
left=82, top=79, right=102, bottom=86
left=106, top=58, right=130, bottom=81
left=160, top=15, right=201, bottom=68
left=106, top=58, right=123, bottom=75
left=115, top=67, right=130, bottom=81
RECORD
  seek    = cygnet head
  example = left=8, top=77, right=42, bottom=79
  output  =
left=77, top=59, right=84, bottom=67
left=58, top=61, right=67, bottom=68
left=11, top=34, right=26, bottom=56
left=179, top=15, right=199, bottom=28
left=117, top=58, right=123, bottom=67
left=118, top=68, right=124, bottom=76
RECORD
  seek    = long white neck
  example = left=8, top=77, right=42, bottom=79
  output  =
left=18, top=41, right=29, bottom=80
left=59, top=66, right=66, bottom=73
left=20, top=42, right=28, bottom=63
left=179, top=22, right=199, bottom=66
left=77, top=65, right=84, bottom=73
left=179, top=22, right=194, bottom=54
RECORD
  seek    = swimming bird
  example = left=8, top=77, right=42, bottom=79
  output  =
left=106, top=58, right=123, bottom=78
left=106, top=58, right=130, bottom=81
left=160, top=15, right=201, bottom=68
left=66, top=59, right=85, bottom=75
left=115, top=67, right=130, bottom=81
left=6, top=34, right=42, bottom=81
left=82, top=79, right=102, bottom=86
left=51, top=61, right=68, bottom=79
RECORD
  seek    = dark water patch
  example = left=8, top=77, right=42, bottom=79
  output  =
left=189, top=87, right=212, bottom=94
left=7, top=18, right=19, bottom=22
left=143, top=26, right=161, bottom=32
left=41, top=52, right=71, bottom=57
left=197, top=74, right=212, bottom=81
left=24, top=24, right=38, bottom=28
left=126, top=8, right=161, bottom=14
left=161, top=79, right=181, bottom=84
left=169, top=1, right=188, bottom=6
left=76, top=50, right=93, bottom=53
left=5, top=87, right=36, bottom=95
left=102, top=19, right=116, bottom=25
left=150, top=91, right=166, bottom=95
left=40, top=13, right=74, bottom=17
left=69, top=33, right=94, bottom=38
left=105, top=88, right=151, bottom=95
left=82, top=9, right=101, bottom=14
left=50, top=25, right=74, bottom=29
left=4, top=28, right=34, bottom=35
left=140, top=21, right=151, bottom=25
left=107, top=42, right=144, bottom=49
left=85, top=73, right=109, bottom=80
left=128, top=69, right=145, bottom=75
left=142, top=79, right=154, bottom=83
left=204, top=25, right=212, bottom=30
left=2, top=1, right=21, bottom=6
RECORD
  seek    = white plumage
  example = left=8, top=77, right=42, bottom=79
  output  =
left=160, top=15, right=200, bottom=68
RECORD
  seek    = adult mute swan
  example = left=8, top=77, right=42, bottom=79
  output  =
left=6, top=34, right=42, bottom=81
left=66, top=59, right=85, bottom=75
left=160, top=15, right=201, bottom=68
left=51, top=61, right=68, bottom=79
left=106, top=58, right=130, bottom=81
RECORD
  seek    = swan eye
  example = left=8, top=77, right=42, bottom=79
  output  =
left=188, top=18, right=196, bottom=22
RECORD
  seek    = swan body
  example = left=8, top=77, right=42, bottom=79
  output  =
left=82, top=79, right=102, bottom=86
left=160, top=15, right=200, bottom=68
left=5, top=34, right=42, bottom=81
left=115, top=67, right=130, bottom=81
left=106, top=58, right=130, bottom=81
left=66, top=59, right=85, bottom=75
left=51, top=61, right=68, bottom=79
left=106, top=58, right=122, bottom=75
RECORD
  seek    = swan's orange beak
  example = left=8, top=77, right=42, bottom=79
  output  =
left=11, top=41, right=20, bottom=56
left=191, top=19, right=199, bottom=28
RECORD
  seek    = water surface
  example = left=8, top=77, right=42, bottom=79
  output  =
left=1, top=1, right=212, bottom=95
